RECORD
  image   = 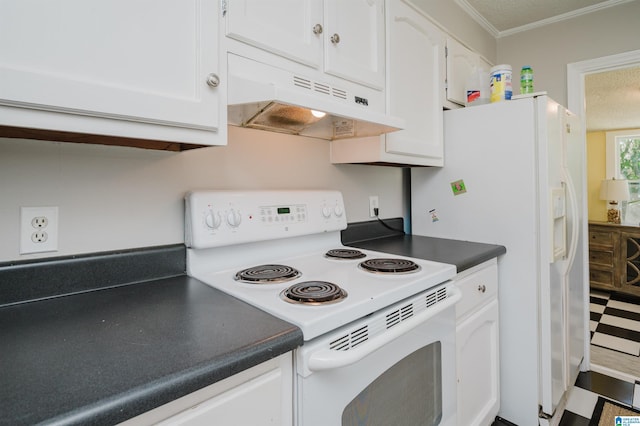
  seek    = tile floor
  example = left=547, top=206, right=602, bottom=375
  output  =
left=559, top=371, right=640, bottom=425
left=492, top=288, right=640, bottom=425
left=557, top=289, right=640, bottom=424
left=590, top=290, right=640, bottom=356
left=563, top=289, right=640, bottom=424
left=492, top=371, right=640, bottom=425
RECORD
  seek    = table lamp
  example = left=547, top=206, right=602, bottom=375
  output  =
left=600, top=178, right=630, bottom=224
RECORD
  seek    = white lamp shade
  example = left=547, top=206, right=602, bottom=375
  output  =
left=600, top=178, right=630, bottom=201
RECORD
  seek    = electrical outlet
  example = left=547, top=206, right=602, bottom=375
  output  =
left=31, top=231, right=49, bottom=243
left=20, top=206, right=58, bottom=254
left=31, top=216, right=49, bottom=228
left=369, top=196, right=379, bottom=218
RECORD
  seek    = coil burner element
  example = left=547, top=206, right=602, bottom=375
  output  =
left=281, top=281, right=347, bottom=305
left=234, top=264, right=301, bottom=284
left=358, top=258, right=421, bottom=274
left=325, top=248, right=366, bottom=260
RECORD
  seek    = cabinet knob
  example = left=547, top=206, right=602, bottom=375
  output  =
left=312, top=24, right=323, bottom=35
left=206, top=73, right=220, bottom=88
left=330, top=33, right=341, bottom=44
left=477, top=284, right=486, bottom=293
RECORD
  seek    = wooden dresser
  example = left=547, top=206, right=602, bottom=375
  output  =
left=589, top=221, right=640, bottom=297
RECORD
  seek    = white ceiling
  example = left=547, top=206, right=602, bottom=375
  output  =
left=455, top=0, right=640, bottom=132
left=586, top=67, right=640, bottom=132
left=455, top=0, right=635, bottom=36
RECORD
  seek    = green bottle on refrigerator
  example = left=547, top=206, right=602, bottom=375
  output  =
left=520, top=66, right=533, bottom=94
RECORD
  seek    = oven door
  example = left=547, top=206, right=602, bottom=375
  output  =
left=295, top=284, right=460, bottom=426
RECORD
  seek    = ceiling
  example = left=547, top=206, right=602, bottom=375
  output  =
left=585, top=67, right=640, bottom=132
left=455, top=0, right=634, bottom=36
left=455, top=0, right=640, bottom=132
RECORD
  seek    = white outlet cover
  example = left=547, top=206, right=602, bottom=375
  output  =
left=20, top=206, right=59, bottom=254
left=369, top=196, right=379, bottom=218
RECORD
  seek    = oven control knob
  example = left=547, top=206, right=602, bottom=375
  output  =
left=226, top=209, right=242, bottom=228
left=322, top=206, right=332, bottom=218
left=205, top=210, right=222, bottom=230
left=334, top=205, right=344, bottom=217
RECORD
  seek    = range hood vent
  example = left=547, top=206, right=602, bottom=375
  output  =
left=227, top=54, right=404, bottom=141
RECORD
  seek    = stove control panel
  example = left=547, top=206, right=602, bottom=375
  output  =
left=260, top=204, right=307, bottom=224
left=185, top=190, right=347, bottom=248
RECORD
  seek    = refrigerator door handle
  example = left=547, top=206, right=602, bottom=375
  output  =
left=551, top=186, right=567, bottom=261
left=562, top=171, right=580, bottom=274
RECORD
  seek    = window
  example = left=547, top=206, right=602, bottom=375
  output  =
left=606, top=129, right=640, bottom=225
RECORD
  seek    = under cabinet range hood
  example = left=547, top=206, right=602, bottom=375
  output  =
left=227, top=54, right=404, bottom=140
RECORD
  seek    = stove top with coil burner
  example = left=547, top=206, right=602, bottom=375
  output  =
left=325, top=248, right=366, bottom=260
left=185, top=190, right=456, bottom=341
left=281, top=281, right=348, bottom=305
left=359, top=258, right=421, bottom=274
left=234, top=264, right=301, bottom=284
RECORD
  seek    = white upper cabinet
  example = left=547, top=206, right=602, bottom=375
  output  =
left=384, top=0, right=444, bottom=163
left=225, top=0, right=385, bottom=90
left=225, top=0, right=323, bottom=68
left=0, top=0, right=225, bottom=148
left=445, top=37, right=492, bottom=107
left=330, top=0, right=445, bottom=166
left=323, top=0, right=385, bottom=90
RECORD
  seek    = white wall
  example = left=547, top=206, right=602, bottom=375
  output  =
left=0, top=127, right=404, bottom=261
left=497, top=0, right=640, bottom=107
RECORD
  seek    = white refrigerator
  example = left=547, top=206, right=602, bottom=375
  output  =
left=411, top=94, right=588, bottom=426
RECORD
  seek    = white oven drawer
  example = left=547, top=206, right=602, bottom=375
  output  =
left=453, top=259, right=498, bottom=321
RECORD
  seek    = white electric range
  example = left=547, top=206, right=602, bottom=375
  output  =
left=185, top=189, right=456, bottom=341
left=185, top=190, right=460, bottom=425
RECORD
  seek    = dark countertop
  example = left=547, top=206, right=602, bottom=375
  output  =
left=0, top=246, right=303, bottom=426
left=348, top=234, right=505, bottom=272
left=1, top=225, right=504, bottom=424
left=343, top=219, right=506, bottom=272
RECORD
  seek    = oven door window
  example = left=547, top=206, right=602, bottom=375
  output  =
left=342, top=342, right=442, bottom=426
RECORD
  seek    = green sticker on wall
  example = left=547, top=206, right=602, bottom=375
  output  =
left=451, top=180, right=466, bottom=195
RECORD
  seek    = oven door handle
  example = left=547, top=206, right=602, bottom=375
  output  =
left=307, top=287, right=461, bottom=372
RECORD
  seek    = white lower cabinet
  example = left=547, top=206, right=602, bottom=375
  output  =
left=454, top=259, right=500, bottom=426
left=120, top=353, right=293, bottom=426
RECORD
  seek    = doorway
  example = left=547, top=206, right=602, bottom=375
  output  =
left=567, top=49, right=640, bottom=381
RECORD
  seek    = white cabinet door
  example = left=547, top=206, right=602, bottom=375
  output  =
left=384, top=0, right=444, bottom=163
left=454, top=260, right=500, bottom=426
left=225, top=0, right=323, bottom=68
left=456, top=299, right=500, bottom=426
left=122, top=354, right=293, bottom=426
left=158, top=368, right=288, bottom=426
left=445, top=37, right=492, bottom=106
left=324, top=0, right=385, bottom=89
left=225, top=0, right=384, bottom=90
left=329, top=0, right=445, bottom=166
left=0, top=0, right=223, bottom=145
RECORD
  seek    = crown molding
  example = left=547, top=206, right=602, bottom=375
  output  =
left=453, top=0, right=500, bottom=37
left=455, top=0, right=636, bottom=38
